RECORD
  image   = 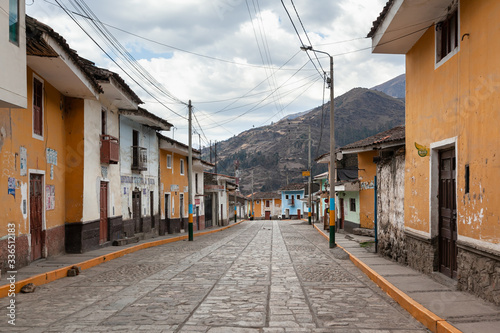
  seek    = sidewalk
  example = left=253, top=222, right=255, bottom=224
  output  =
left=1, top=220, right=246, bottom=296
left=313, top=223, right=500, bottom=333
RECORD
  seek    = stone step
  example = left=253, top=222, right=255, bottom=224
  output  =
left=112, top=237, right=139, bottom=246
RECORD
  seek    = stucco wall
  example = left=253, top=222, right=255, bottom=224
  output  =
left=405, top=0, right=500, bottom=249
left=377, top=151, right=406, bottom=263
left=0, top=67, right=67, bottom=270
left=358, top=150, right=377, bottom=229
left=119, top=117, right=159, bottom=222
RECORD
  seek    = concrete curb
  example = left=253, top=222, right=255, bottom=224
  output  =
left=312, top=223, right=462, bottom=333
left=1, top=220, right=246, bottom=299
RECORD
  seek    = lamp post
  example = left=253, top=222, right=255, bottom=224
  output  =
left=300, top=46, right=336, bottom=248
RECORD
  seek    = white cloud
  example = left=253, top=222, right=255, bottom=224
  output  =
left=26, top=0, right=404, bottom=145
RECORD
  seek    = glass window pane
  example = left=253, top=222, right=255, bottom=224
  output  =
left=9, top=0, right=19, bottom=44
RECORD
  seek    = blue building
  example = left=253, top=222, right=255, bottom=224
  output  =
left=280, top=183, right=306, bottom=219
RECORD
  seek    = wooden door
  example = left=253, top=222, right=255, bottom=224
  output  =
left=439, top=148, right=457, bottom=279
left=297, top=209, right=301, bottom=219
left=339, top=198, right=345, bottom=229
left=30, top=174, right=43, bottom=261
left=99, top=182, right=108, bottom=244
left=265, top=211, right=271, bottom=220
left=132, top=190, right=142, bottom=233
left=150, top=191, right=155, bottom=228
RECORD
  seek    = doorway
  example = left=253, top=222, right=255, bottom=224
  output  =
left=30, top=174, right=43, bottom=261
left=180, top=193, right=184, bottom=231
left=165, top=193, right=171, bottom=233
left=150, top=191, right=155, bottom=228
left=438, top=148, right=457, bottom=279
left=99, top=182, right=108, bottom=244
left=339, top=198, right=345, bottom=229
left=132, top=190, right=142, bottom=233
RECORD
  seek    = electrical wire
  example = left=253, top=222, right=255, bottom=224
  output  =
left=280, top=0, right=323, bottom=80
left=71, top=0, right=185, bottom=105
left=54, top=0, right=189, bottom=122
left=290, top=0, right=325, bottom=74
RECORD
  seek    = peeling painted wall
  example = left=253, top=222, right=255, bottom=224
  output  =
left=119, top=117, right=160, bottom=220
left=405, top=0, right=500, bottom=250
left=0, top=67, right=67, bottom=270
left=377, top=150, right=406, bottom=263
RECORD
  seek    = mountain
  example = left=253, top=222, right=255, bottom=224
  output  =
left=371, top=74, right=405, bottom=99
left=203, top=87, right=405, bottom=194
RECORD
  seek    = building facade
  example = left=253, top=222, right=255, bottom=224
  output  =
left=119, top=109, right=171, bottom=239
left=370, top=0, right=500, bottom=304
left=251, top=192, right=282, bottom=220
left=0, top=0, right=27, bottom=109
left=280, top=183, right=306, bottom=219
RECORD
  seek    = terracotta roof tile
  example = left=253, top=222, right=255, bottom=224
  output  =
left=341, top=125, right=405, bottom=151
left=367, top=0, right=395, bottom=38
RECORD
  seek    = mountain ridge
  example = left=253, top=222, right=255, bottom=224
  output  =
left=203, top=78, right=405, bottom=194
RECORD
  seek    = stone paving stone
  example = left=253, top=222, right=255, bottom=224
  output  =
left=0, top=221, right=428, bottom=332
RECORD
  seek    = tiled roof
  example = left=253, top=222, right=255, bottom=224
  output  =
left=252, top=192, right=281, bottom=200
left=80, top=58, right=143, bottom=105
left=25, top=15, right=103, bottom=94
left=280, top=183, right=306, bottom=191
left=367, top=0, right=395, bottom=38
left=341, top=125, right=405, bottom=151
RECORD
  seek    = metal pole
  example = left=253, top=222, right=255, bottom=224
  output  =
left=300, top=46, right=335, bottom=247
left=188, top=100, right=194, bottom=241
left=374, top=175, right=378, bottom=253
left=328, top=54, right=336, bottom=248
left=251, top=170, right=254, bottom=220
left=308, top=125, right=312, bottom=225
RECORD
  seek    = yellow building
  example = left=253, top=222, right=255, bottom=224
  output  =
left=252, top=192, right=282, bottom=220
left=159, top=135, right=209, bottom=234
left=0, top=16, right=102, bottom=270
left=370, top=0, right=500, bottom=304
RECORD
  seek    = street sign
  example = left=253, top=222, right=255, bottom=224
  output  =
left=302, top=171, right=310, bottom=177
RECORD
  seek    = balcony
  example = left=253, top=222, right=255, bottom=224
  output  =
left=100, top=135, right=119, bottom=164
left=288, top=198, right=295, bottom=207
left=132, top=146, right=147, bottom=171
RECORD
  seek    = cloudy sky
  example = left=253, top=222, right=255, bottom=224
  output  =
left=26, top=0, right=404, bottom=147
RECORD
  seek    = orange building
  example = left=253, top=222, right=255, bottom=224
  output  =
left=370, top=0, right=500, bottom=304
left=251, top=192, right=281, bottom=220
left=0, top=16, right=102, bottom=270
left=159, top=134, right=210, bottom=234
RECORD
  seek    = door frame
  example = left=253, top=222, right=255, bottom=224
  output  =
left=429, top=137, right=458, bottom=274
left=29, top=170, right=46, bottom=260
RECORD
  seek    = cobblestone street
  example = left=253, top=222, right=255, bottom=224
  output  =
left=0, top=221, right=428, bottom=332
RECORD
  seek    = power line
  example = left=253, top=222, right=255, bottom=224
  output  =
left=290, top=0, right=325, bottom=74
left=280, top=0, right=323, bottom=80
left=41, top=0, right=317, bottom=72
left=53, top=0, right=188, bottom=120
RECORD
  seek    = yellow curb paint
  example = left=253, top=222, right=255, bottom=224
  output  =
left=312, top=223, right=462, bottom=333
left=0, top=220, right=246, bottom=299
left=437, top=321, right=463, bottom=333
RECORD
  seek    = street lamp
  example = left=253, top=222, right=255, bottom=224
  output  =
left=300, top=45, right=336, bottom=248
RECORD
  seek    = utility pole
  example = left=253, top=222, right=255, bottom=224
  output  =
left=251, top=170, right=254, bottom=220
left=301, top=45, right=336, bottom=248
left=188, top=100, right=194, bottom=241
left=234, top=161, right=238, bottom=223
left=214, top=141, right=218, bottom=175
left=308, top=125, right=312, bottom=225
